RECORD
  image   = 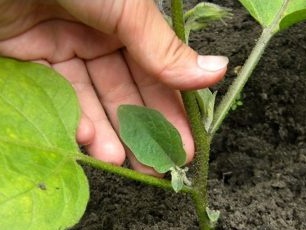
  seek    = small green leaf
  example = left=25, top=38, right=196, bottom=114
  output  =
left=170, top=167, right=184, bottom=193
left=239, top=0, right=306, bottom=32
left=118, top=105, right=186, bottom=173
left=184, top=2, right=232, bottom=25
left=206, top=207, right=220, bottom=228
left=0, top=57, right=89, bottom=230
left=195, top=89, right=217, bottom=132
left=184, top=2, right=232, bottom=41
left=230, top=93, right=243, bottom=111
left=170, top=166, right=191, bottom=193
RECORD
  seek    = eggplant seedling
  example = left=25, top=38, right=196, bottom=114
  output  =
left=0, top=1, right=305, bottom=230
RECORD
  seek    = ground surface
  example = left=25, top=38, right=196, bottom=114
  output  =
left=72, top=1, right=306, bottom=229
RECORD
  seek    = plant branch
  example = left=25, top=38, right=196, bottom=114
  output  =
left=77, top=154, right=193, bottom=193
left=211, top=0, right=292, bottom=135
left=171, top=0, right=212, bottom=229
left=211, top=27, right=274, bottom=135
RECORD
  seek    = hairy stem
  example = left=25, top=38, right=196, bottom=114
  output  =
left=211, top=27, right=274, bottom=135
left=171, top=0, right=212, bottom=229
left=77, top=154, right=193, bottom=193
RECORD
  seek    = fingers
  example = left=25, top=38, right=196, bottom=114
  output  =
left=57, top=0, right=228, bottom=90
left=86, top=52, right=143, bottom=126
left=42, top=51, right=196, bottom=175
left=52, top=58, right=126, bottom=166
left=51, top=55, right=162, bottom=176
left=86, top=51, right=162, bottom=177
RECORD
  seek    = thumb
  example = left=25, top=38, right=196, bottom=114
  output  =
left=57, top=0, right=228, bottom=89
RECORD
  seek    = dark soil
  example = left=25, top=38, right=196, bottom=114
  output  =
left=72, top=1, right=306, bottom=229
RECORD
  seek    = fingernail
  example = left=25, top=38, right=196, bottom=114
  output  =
left=197, top=55, right=229, bottom=72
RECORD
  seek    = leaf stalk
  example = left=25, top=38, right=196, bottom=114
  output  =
left=77, top=154, right=193, bottom=193
left=211, top=27, right=274, bottom=135
left=211, top=0, right=293, bottom=135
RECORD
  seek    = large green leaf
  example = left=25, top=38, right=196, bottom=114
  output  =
left=239, top=0, right=306, bottom=32
left=118, top=105, right=186, bottom=173
left=0, top=57, right=89, bottom=230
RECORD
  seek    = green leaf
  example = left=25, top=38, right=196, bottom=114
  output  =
left=118, top=105, right=186, bottom=173
left=184, top=2, right=232, bottom=25
left=0, top=57, right=89, bottom=230
left=206, top=207, right=220, bottom=228
left=239, top=0, right=306, bottom=32
left=183, top=2, right=232, bottom=42
left=170, top=167, right=184, bottom=192
left=195, top=88, right=217, bottom=132
left=170, top=166, right=191, bottom=193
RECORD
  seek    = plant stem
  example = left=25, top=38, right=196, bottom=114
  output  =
left=211, top=27, right=274, bottom=135
left=171, top=0, right=212, bottom=229
left=77, top=154, right=192, bottom=193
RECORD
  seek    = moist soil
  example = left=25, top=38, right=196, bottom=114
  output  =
left=72, top=1, right=306, bottom=229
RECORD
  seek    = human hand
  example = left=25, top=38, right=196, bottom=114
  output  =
left=0, top=0, right=228, bottom=176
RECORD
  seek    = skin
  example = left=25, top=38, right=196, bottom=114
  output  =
left=0, top=0, right=228, bottom=176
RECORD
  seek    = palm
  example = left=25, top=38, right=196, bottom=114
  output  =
left=0, top=0, right=195, bottom=176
